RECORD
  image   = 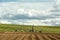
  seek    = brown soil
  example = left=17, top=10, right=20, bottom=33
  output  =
left=0, top=32, right=60, bottom=40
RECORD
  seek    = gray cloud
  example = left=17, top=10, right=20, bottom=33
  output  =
left=0, top=2, right=60, bottom=26
left=1, top=12, right=60, bottom=20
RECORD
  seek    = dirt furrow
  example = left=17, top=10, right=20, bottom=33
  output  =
left=47, top=34, right=60, bottom=40
left=23, top=34, right=31, bottom=40
left=0, top=34, right=6, bottom=40
left=36, top=34, right=44, bottom=40
left=19, top=34, right=26, bottom=40
left=16, top=34, right=23, bottom=40
left=8, top=34, right=18, bottom=40
left=42, top=34, right=51, bottom=40
left=51, top=34, right=60, bottom=39
left=0, top=32, right=60, bottom=40
left=0, top=34, right=11, bottom=40
left=32, top=34, right=38, bottom=40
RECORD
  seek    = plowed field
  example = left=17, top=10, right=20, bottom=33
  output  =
left=0, top=32, right=60, bottom=40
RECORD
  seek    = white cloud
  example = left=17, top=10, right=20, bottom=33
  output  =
left=0, top=2, right=53, bottom=18
left=56, top=0, right=60, bottom=5
left=0, top=2, right=60, bottom=26
left=0, top=20, right=11, bottom=24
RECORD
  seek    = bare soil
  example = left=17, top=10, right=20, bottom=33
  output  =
left=0, top=32, right=60, bottom=40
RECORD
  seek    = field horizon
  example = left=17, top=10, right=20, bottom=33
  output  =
left=0, top=24, right=60, bottom=34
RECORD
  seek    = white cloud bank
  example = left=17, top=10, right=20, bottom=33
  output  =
left=0, top=1, right=60, bottom=26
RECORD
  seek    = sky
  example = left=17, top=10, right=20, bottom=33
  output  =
left=0, top=0, right=55, bottom=2
left=0, top=0, right=60, bottom=26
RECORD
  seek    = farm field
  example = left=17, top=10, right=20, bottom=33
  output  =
left=0, top=24, right=60, bottom=40
left=0, top=24, right=60, bottom=33
left=0, top=32, right=60, bottom=40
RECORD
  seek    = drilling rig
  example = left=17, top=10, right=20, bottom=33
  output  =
left=31, top=24, right=34, bottom=32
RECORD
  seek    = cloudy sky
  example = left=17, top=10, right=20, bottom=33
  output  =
left=0, top=0, right=60, bottom=26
